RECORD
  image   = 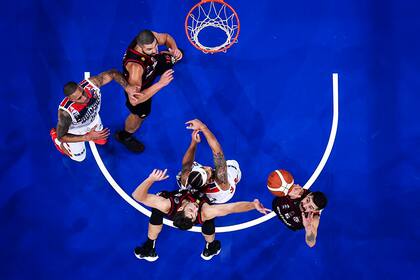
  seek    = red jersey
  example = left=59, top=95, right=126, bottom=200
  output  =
left=122, top=39, right=158, bottom=89
left=157, top=189, right=211, bottom=225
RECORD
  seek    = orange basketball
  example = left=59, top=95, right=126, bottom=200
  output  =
left=267, top=169, right=294, bottom=197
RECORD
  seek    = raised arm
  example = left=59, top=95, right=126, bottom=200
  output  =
left=132, top=169, right=171, bottom=214
left=180, top=130, right=201, bottom=186
left=302, top=212, right=320, bottom=248
left=202, top=199, right=269, bottom=220
left=186, top=119, right=229, bottom=190
left=152, top=31, right=183, bottom=60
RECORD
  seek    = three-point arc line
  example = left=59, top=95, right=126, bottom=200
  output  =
left=84, top=71, right=339, bottom=233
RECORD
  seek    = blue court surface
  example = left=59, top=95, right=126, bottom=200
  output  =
left=1, top=0, right=419, bottom=279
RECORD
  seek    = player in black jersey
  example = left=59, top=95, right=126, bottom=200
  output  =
left=272, top=184, right=327, bottom=247
left=115, top=29, right=183, bottom=153
left=131, top=169, right=269, bottom=261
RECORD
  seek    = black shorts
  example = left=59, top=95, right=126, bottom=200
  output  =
left=124, top=52, right=175, bottom=118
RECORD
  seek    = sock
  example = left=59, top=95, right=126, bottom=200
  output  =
left=119, top=129, right=133, bottom=140
left=144, top=238, right=156, bottom=250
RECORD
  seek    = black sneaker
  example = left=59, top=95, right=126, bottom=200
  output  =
left=115, top=131, right=145, bottom=153
left=134, top=246, right=159, bottom=262
left=201, top=240, right=221, bottom=260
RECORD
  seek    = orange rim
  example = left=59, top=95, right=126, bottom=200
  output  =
left=185, top=0, right=240, bottom=54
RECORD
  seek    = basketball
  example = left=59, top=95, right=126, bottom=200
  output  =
left=267, top=169, right=294, bottom=197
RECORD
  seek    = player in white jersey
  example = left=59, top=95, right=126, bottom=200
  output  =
left=50, top=69, right=139, bottom=162
left=177, top=119, right=242, bottom=204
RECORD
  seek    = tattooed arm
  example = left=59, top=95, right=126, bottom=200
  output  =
left=302, top=212, right=320, bottom=248
left=89, top=69, right=132, bottom=89
left=56, top=110, right=110, bottom=143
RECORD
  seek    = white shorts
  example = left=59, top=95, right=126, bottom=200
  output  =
left=62, top=115, right=103, bottom=162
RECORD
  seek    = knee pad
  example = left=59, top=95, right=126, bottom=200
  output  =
left=150, top=208, right=164, bottom=225
left=201, top=219, right=215, bottom=235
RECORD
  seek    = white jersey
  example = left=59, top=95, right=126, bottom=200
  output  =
left=176, top=160, right=242, bottom=204
left=58, top=79, right=101, bottom=135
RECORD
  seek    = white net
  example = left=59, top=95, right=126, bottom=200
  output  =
left=186, top=1, right=240, bottom=53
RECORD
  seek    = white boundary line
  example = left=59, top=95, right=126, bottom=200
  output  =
left=87, top=73, right=339, bottom=233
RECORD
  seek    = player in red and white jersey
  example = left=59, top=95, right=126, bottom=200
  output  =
left=50, top=69, right=139, bottom=162
left=176, top=119, right=242, bottom=204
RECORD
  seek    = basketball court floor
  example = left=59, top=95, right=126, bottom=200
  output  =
left=1, top=0, right=419, bottom=279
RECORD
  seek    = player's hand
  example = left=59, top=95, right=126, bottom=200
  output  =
left=125, top=85, right=141, bottom=96
left=302, top=211, right=314, bottom=228
left=148, top=169, right=169, bottom=182
left=85, top=125, right=110, bottom=141
left=158, top=69, right=174, bottom=87
left=168, top=48, right=183, bottom=61
left=253, top=199, right=271, bottom=215
left=191, top=130, right=201, bottom=143
left=288, top=184, right=304, bottom=199
left=185, top=119, right=206, bottom=131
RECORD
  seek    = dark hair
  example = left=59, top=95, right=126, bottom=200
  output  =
left=187, top=171, right=204, bottom=189
left=136, top=30, right=156, bottom=46
left=173, top=211, right=194, bottom=230
left=63, top=81, right=78, bottom=96
left=312, top=191, right=328, bottom=210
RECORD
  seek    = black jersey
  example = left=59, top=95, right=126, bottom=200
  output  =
left=122, top=39, right=158, bottom=89
left=157, top=189, right=211, bottom=225
left=272, top=190, right=315, bottom=231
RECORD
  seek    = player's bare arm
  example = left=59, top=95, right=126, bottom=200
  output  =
left=202, top=199, right=269, bottom=220
left=180, top=130, right=201, bottom=185
left=56, top=110, right=110, bottom=143
left=152, top=31, right=183, bottom=60
left=89, top=69, right=125, bottom=88
left=132, top=169, right=171, bottom=214
left=185, top=119, right=229, bottom=189
left=126, top=62, right=174, bottom=106
left=302, top=212, right=320, bottom=248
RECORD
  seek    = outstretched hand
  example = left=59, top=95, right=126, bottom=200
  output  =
left=148, top=169, right=169, bottom=182
left=288, top=184, right=304, bottom=199
left=301, top=211, right=314, bottom=228
left=185, top=119, right=206, bottom=131
left=86, top=125, right=110, bottom=141
left=253, top=199, right=271, bottom=215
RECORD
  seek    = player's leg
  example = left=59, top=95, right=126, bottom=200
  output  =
left=116, top=97, right=151, bottom=153
left=134, top=208, right=164, bottom=262
left=64, top=141, right=87, bottom=162
left=200, top=219, right=221, bottom=260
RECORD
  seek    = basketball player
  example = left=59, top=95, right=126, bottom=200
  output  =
left=50, top=69, right=138, bottom=162
left=115, top=29, right=183, bottom=153
left=132, top=169, right=269, bottom=261
left=177, top=119, right=241, bottom=204
left=272, top=184, right=327, bottom=247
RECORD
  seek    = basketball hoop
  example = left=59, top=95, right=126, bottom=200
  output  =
left=185, top=0, right=240, bottom=54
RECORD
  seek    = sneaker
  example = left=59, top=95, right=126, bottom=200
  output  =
left=134, top=246, right=159, bottom=262
left=92, top=138, right=107, bottom=145
left=201, top=240, right=221, bottom=260
left=50, top=128, right=65, bottom=154
left=115, top=131, right=145, bottom=153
